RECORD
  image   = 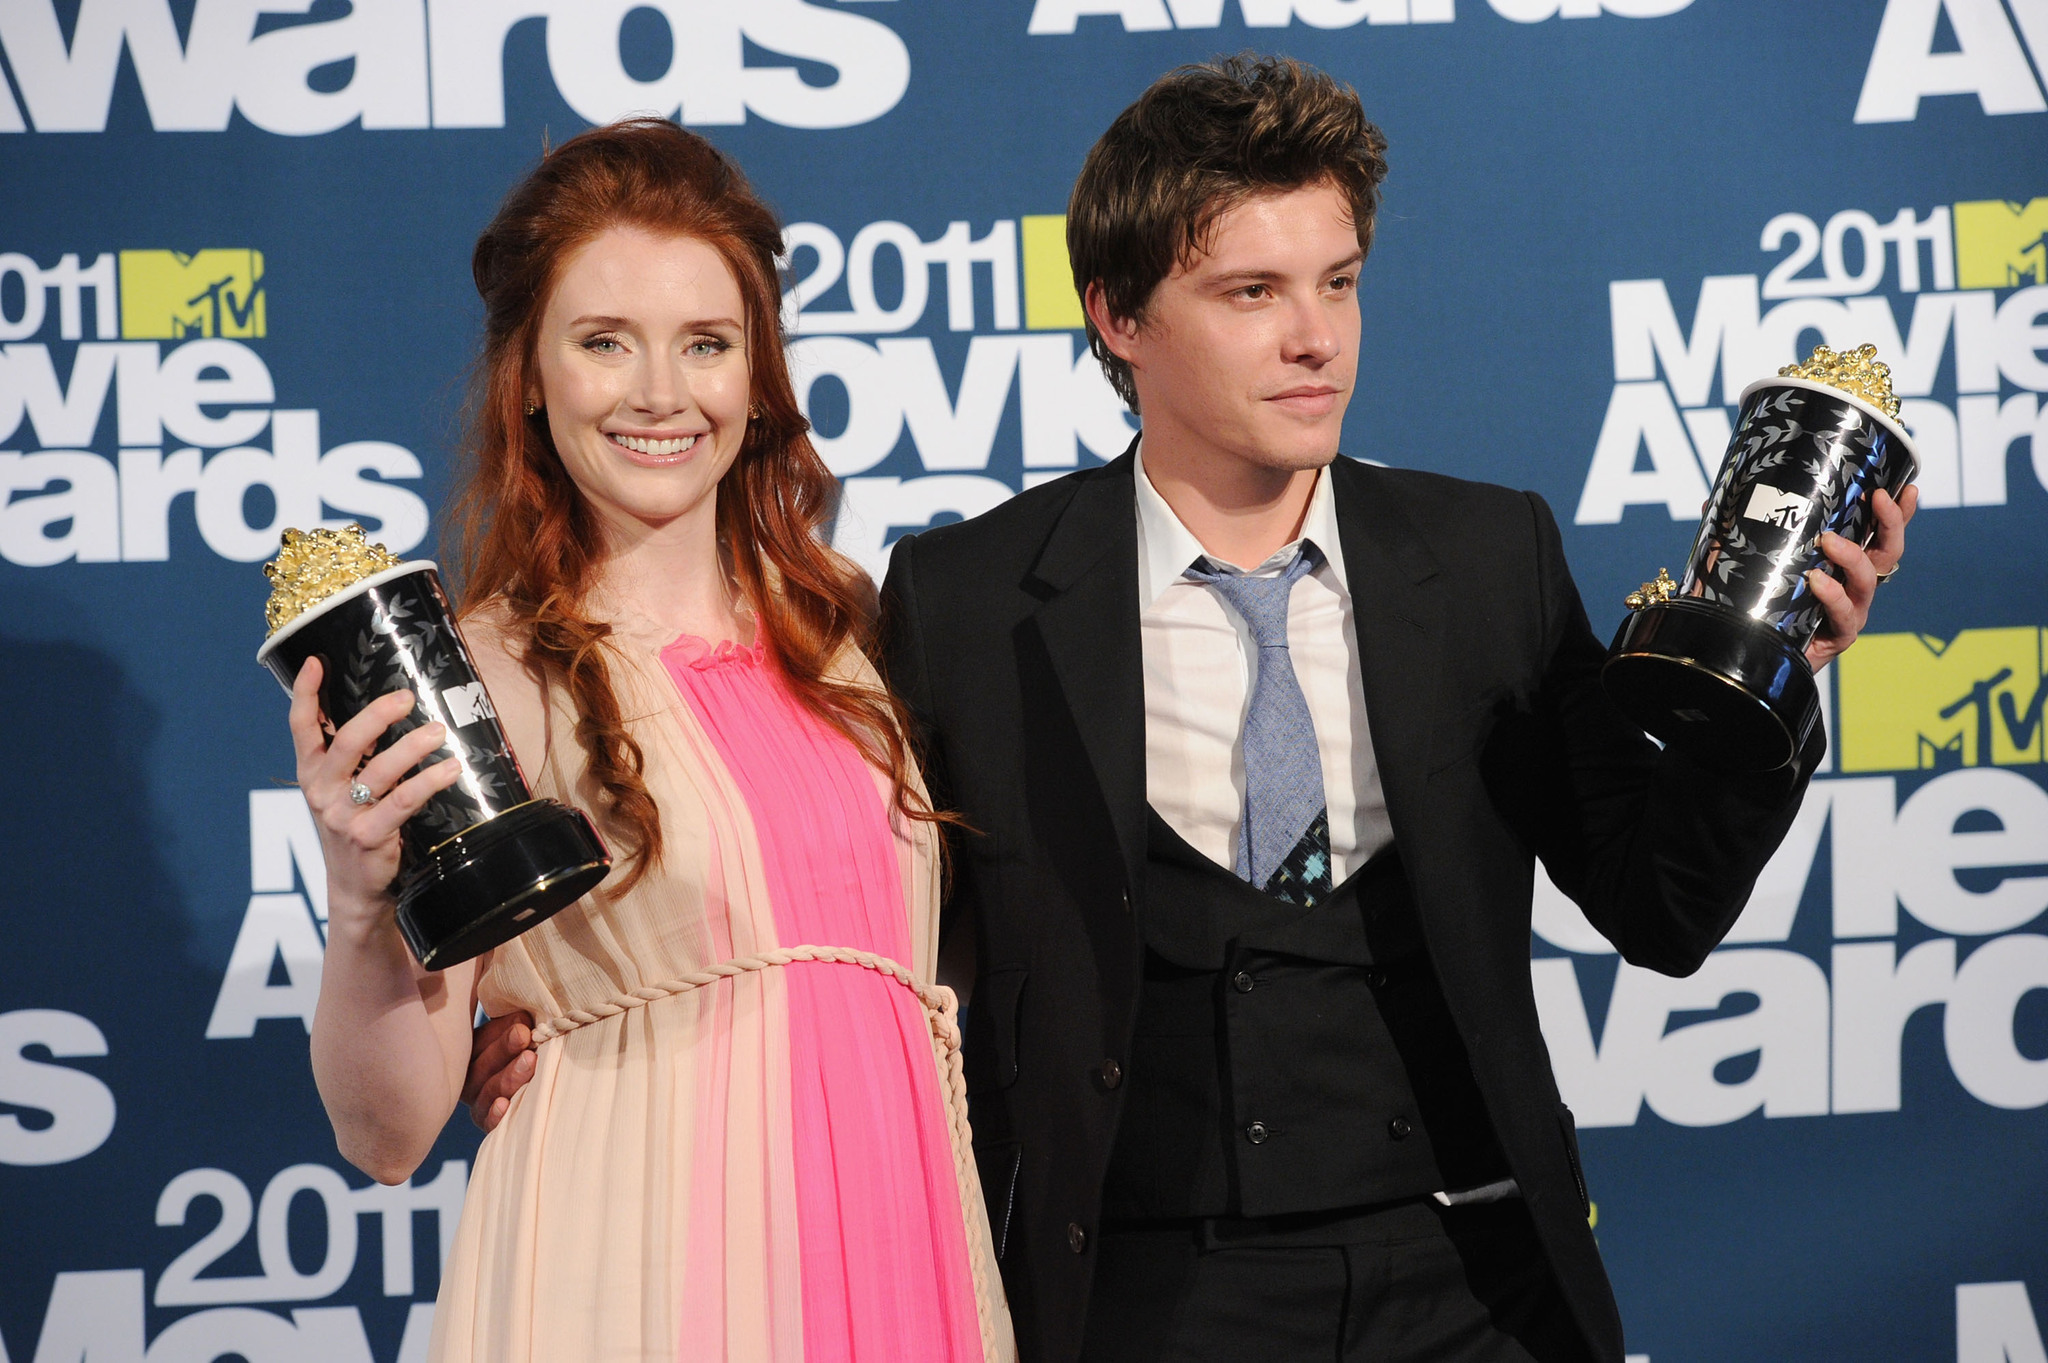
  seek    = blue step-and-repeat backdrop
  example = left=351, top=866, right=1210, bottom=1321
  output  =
left=3, top=2, right=2046, bottom=1359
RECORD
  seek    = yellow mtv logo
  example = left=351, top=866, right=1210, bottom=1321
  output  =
left=1953, top=199, right=2048, bottom=290
left=1837, top=627, right=2048, bottom=772
left=119, top=250, right=266, bottom=339
left=1020, top=215, right=1085, bottom=331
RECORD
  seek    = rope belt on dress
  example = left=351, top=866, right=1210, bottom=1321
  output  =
left=527, top=945, right=1004, bottom=1363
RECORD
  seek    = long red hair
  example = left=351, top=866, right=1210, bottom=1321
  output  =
left=447, top=118, right=935, bottom=895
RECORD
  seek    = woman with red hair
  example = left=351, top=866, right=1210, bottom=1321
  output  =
left=289, top=119, right=1013, bottom=1361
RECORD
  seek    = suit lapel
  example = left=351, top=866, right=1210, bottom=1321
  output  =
left=1022, top=451, right=1450, bottom=898
left=1330, top=457, right=1449, bottom=847
left=1025, top=445, right=1149, bottom=895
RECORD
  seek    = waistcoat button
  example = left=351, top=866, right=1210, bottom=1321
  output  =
left=1098, top=1057, right=1123, bottom=1089
left=1245, top=1121, right=1270, bottom=1144
left=1388, top=1116, right=1413, bottom=1140
left=1067, top=1222, right=1088, bottom=1253
left=1232, top=971, right=1255, bottom=993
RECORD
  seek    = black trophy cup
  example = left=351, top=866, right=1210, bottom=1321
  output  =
left=1603, top=344, right=1918, bottom=773
left=257, top=529, right=610, bottom=969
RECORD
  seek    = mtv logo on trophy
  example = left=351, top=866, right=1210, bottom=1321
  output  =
left=255, top=526, right=611, bottom=969
left=1603, top=344, right=1919, bottom=773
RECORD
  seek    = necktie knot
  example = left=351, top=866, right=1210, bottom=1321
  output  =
left=1183, top=544, right=1320, bottom=648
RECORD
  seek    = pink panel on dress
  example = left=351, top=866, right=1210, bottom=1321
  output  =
left=664, top=636, right=979, bottom=1363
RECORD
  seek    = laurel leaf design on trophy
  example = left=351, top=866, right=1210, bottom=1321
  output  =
left=1730, top=517, right=1761, bottom=554
left=1762, top=390, right=1800, bottom=420
left=1755, top=420, right=1803, bottom=451
left=1711, top=519, right=1755, bottom=585
left=377, top=645, right=413, bottom=700
left=1816, top=476, right=1847, bottom=519
left=344, top=630, right=379, bottom=704
left=1782, top=594, right=1825, bottom=634
left=405, top=612, right=444, bottom=654
left=1805, top=447, right=1837, bottom=488
left=406, top=628, right=450, bottom=689
left=369, top=595, right=416, bottom=637
left=416, top=797, right=472, bottom=841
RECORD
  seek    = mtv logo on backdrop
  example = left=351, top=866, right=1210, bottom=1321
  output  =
left=0, top=245, right=429, bottom=566
left=1954, top=198, right=2048, bottom=289
left=118, top=249, right=265, bottom=339
left=1838, top=627, right=2048, bottom=771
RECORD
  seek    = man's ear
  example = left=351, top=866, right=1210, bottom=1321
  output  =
left=1083, top=281, right=1143, bottom=364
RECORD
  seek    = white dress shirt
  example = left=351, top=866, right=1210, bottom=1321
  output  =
left=1135, top=444, right=1393, bottom=884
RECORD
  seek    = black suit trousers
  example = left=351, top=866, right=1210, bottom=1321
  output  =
left=1079, top=1199, right=1592, bottom=1363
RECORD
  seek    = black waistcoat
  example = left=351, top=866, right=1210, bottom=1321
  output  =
left=1101, top=808, right=1510, bottom=1220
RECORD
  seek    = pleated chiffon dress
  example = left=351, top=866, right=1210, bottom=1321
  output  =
left=428, top=611, right=1012, bottom=1363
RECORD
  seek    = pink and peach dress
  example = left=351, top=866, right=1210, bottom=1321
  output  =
left=429, top=611, right=1013, bottom=1362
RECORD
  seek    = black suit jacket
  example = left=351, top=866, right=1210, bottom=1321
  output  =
left=879, top=447, right=1820, bottom=1363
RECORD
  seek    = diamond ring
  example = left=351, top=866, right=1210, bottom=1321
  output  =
left=349, top=780, right=376, bottom=806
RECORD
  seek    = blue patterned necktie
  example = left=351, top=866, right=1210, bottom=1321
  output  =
left=1184, top=544, right=1334, bottom=908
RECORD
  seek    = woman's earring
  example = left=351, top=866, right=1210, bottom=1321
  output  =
left=524, top=399, right=539, bottom=417
left=748, top=403, right=761, bottom=421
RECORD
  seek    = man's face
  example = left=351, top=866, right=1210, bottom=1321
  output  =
left=1098, top=181, right=1362, bottom=476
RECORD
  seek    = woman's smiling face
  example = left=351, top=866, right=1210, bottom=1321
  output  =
left=531, top=225, right=752, bottom=543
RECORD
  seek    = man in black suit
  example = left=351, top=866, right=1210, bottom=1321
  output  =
left=874, top=56, right=1912, bottom=1363
left=464, top=54, right=1912, bottom=1363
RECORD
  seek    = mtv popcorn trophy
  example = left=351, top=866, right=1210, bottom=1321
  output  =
left=1603, top=344, right=1918, bottom=772
left=256, top=526, right=611, bottom=969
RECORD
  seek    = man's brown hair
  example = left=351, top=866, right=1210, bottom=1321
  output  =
left=1067, top=55, right=1390, bottom=411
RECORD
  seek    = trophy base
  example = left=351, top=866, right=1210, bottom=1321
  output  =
left=395, top=800, right=612, bottom=971
left=1603, top=598, right=1819, bottom=773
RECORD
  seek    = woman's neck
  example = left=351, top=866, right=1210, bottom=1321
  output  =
left=589, top=502, right=751, bottom=646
